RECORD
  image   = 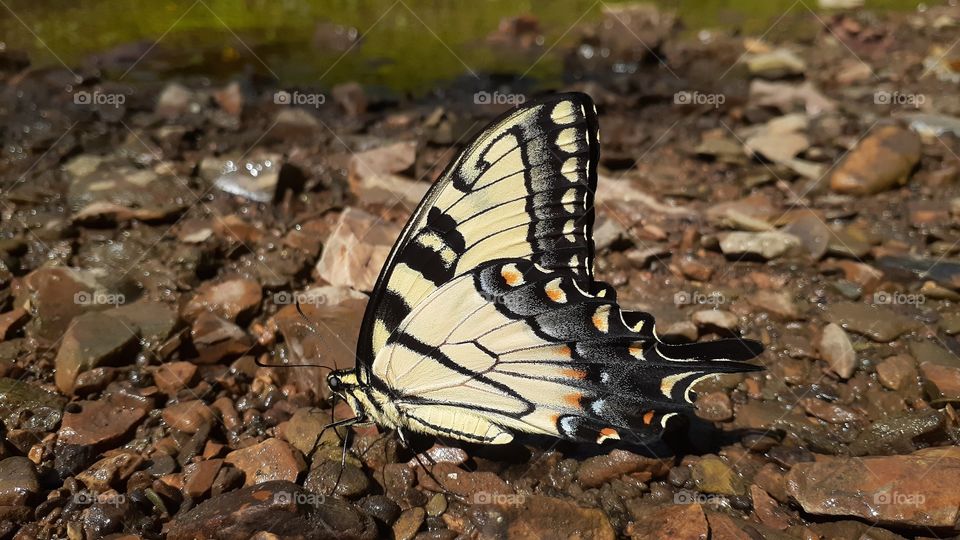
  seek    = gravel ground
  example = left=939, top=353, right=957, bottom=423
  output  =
left=2, top=4, right=960, bottom=540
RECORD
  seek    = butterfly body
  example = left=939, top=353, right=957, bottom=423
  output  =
left=327, top=93, right=762, bottom=446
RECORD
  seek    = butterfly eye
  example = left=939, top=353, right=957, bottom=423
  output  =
left=327, top=374, right=343, bottom=392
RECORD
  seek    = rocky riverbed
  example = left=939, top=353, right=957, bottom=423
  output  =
left=2, top=3, right=960, bottom=539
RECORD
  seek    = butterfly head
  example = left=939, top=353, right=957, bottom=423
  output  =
left=326, top=369, right=382, bottom=425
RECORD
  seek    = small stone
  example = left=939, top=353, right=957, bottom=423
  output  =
left=750, top=484, right=790, bottom=530
left=823, top=302, right=918, bottom=342
left=153, top=362, right=199, bottom=395
left=625, top=501, right=707, bottom=540
left=183, top=278, right=262, bottom=323
left=347, top=142, right=425, bottom=207
left=695, top=392, right=734, bottom=422
left=392, top=507, right=425, bottom=540
left=876, top=355, right=918, bottom=391
left=183, top=459, right=223, bottom=499
left=54, top=311, right=140, bottom=395
left=719, top=231, right=801, bottom=260
left=213, top=82, right=243, bottom=117
left=315, top=208, right=402, bottom=291
left=798, top=398, right=860, bottom=424
left=848, top=409, right=943, bottom=456
left=199, top=152, right=295, bottom=203
left=748, top=290, right=800, bottom=320
left=156, top=83, right=200, bottom=118
left=746, top=48, right=806, bottom=78
left=0, top=378, right=66, bottom=431
left=919, top=362, right=960, bottom=403
left=304, top=461, right=369, bottom=499
left=271, top=108, right=320, bottom=141
left=786, top=447, right=960, bottom=529
left=224, top=438, right=306, bottom=487
left=781, top=211, right=830, bottom=259
left=577, top=450, right=672, bottom=488
left=830, top=125, right=922, bottom=195
left=691, top=310, right=739, bottom=331
left=59, top=394, right=148, bottom=448
left=818, top=323, right=857, bottom=379
left=417, top=463, right=511, bottom=501
left=678, top=258, right=714, bottom=281
left=691, top=456, right=745, bottom=496
left=76, top=450, right=143, bottom=492
left=162, top=401, right=216, bottom=434
left=425, top=493, right=447, bottom=517
left=191, top=312, right=253, bottom=364
left=0, top=457, right=39, bottom=505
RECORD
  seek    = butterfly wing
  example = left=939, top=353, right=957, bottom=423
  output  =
left=371, top=259, right=762, bottom=445
left=356, top=93, right=601, bottom=381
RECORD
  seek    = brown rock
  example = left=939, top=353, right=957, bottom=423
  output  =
left=919, top=362, right=960, bottom=403
left=781, top=211, right=830, bottom=259
left=162, top=400, right=216, bottom=434
left=270, top=298, right=366, bottom=399
left=392, top=507, right=425, bottom=540
left=54, top=311, right=140, bottom=395
left=824, top=302, right=917, bottom=342
left=834, top=260, right=884, bottom=289
left=417, top=462, right=512, bottom=502
left=473, top=495, right=615, bottom=540
left=786, top=447, right=960, bottom=529
left=818, top=323, right=857, bottom=379
left=332, top=82, right=367, bottom=117
left=224, top=438, right=306, bottom=487
left=347, top=142, right=426, bottom=207
left=16, top=267, right=108, bottom=343
left=695, top=392, right=734, bottom=422
left=183, top=278, right=262, bottom=323
left=164, top=480, right=376, bottom=540
left=625, top=502, right=707, bottom=540
left=0, top=308, right=27, bottom=340
left=691, top=456, right=745, bottom=496
left=751, top=484, right=790, bottom=530
left=704, top=512, right=752, bottom=540
left=0, top=457, right=39, bottom=505
left=183, top=459, right=223, bottom=499
left=691, top=310, right=739, bottom=331
left=679, top=258, right=713, bottom=281
left=314, top=208, right=402, bottom=291
left=799, top=398, right=860, bottom=424
left=59, top=394, right=148, bottom=448
left=153, top=361, right=198, bottom=395
left=191, top=312, right=253, bottom=364
left=76, top=450, right=143, bottom=492
left=830, top=125, right=921, bottom=195
left=748, top=290, right=800, bottom=320
left=577, top=449, right=672, bottom=488
left=213, top=82, right=243, bottom=117
left=876, top=354, right=918, bottom=391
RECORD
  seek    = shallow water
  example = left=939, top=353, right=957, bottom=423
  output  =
left=0, top=0, right=922, bottom=91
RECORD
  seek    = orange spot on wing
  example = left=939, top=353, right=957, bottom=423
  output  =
left=557, top=345, right=572, bottom=357
left=564, top=392, right=583, bottom=408
left=643, top=410, right=655, bottom=425
left=501, top=266, right=522, bottom=286
left=597, top=427, right=620, bottom=443
left=561, top=368, right=586, bottom=380
left=546, top=286, right=565, bottom=302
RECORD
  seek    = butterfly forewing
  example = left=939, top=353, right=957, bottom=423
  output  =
left=356, top=94, right=600, bottom=379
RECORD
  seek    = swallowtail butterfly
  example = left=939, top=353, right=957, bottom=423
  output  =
left=326, top=93, right=762, bottom=445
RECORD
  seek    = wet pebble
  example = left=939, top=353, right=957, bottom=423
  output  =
left=314, top=208, right=403, bottom=291
left=224, top=438, right=306, bottom=486
left=577, top=450, right=671, bottom=488
left=830, top=125, right=921, bottom=195
left=304, top=460, right=369, bottom=499
left=817, top=323, right=857, bottom=379
left=719, top=231, right=801, bottom=260
left=823, top=302, right=918, bottom=342
left=0, top=457, right=39, bottom=505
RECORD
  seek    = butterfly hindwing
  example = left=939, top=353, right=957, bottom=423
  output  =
left=371, top=258, right=761, bottom=445
left=356, top=93, right=600, bottom=379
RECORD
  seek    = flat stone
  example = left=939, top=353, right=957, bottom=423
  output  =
left=183, top=278, right=262, bottom=323
left=818, top=323, right=857, bottom=379
left=183, top=459, right=223, bottom=499
left=190, top=312, right=253, bottom=364
left=471, top=494, right=615, bottom=540
left=153, top=361, right=199, bottom=396
left=691, top=456, right=745, bottom=496
left=75, top=450, right=143, bottom=492
left=781, top=211, right=830, bottom=259
left=691, top=310, right=739, bottom=331
left=695, top=392, right=734, bottom=422
left=392, top=507, right=425, bottom=540
left=830, top=125, right=921, bottom=195
left=0, top=457, right=39, bottom=505
left=823, top=302, right=918, bottom=342
left=54, top=311, right=140, bottom=395
left=162, top=400, right=216, bottom=434
left=314, top=208, right=402, bottom=291
left=786, top=447, right=960, bottom=529
left=876, top=354, right=918, bottom=391
left=224, top=438, right=306, bottom=487
left=0, top=378, right=65, bottom=431
left=59, top=394, right=147, bottom=448
left=164, top=480, right=376, bottom=540
left=577, top=450, right=672, bottom=488
left=199, top=152, right=286, bottom=203
left=746, top=48, right=806, bottom=77
left=748, top=290, right=800, bottom=320
left=625, top=501, right=708, bottom=540
left=719, top=231, right=802, bottom=260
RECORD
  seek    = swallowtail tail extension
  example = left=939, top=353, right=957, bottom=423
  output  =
left=326, top=93, right=762, bottom=445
